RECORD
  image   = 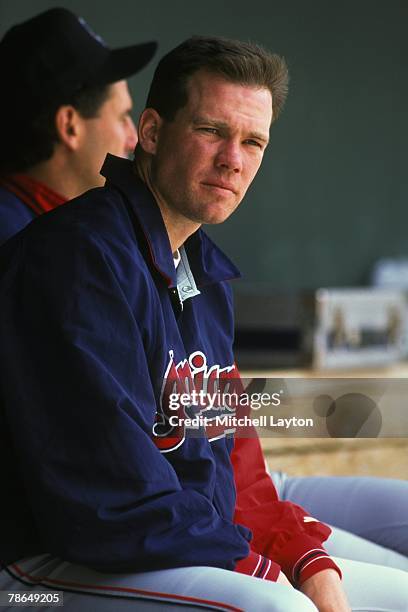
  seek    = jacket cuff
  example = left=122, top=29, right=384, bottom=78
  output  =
left=235, top=550, right=280, bottom=582
left=276, top=534, right=342, bottom=586
left=298, top=555, right=342, bottom=585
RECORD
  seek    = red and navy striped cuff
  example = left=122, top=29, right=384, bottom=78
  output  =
left=275, top=535, right=342, bottom=586
left=234, top=551, right=280, bottom=582
left=292, top=548, right=342, bottom=585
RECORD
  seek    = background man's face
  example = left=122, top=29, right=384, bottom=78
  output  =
left=151, top=70, right=272, bottom=226
left=76, top=80, right=138, bottom=189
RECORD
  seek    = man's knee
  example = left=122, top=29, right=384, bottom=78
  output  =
left=254, top=584, right=318, bottom=612
left=337, top=557, right=408, bottom=611
left=213, top=572, right=317, bottom=612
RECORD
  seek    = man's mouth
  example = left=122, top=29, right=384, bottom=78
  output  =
left=201, top=182, right=237, bottom=194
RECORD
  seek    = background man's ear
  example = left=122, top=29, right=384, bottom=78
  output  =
left=137, top=108, right=163, bottom=155
left=55, top=105, right=83, bottom=151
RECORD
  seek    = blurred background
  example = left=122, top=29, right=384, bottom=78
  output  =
left=1, top=0, right=407, bottom=476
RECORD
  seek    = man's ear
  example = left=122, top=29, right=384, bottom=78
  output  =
left=54, top=105, right=83, bottom=151
left=137, top=108, right=163, bottom=155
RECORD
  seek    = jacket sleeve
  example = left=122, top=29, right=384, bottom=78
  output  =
left=231, top=429, right=342, bottom=585
left=0, top=226, right=251, bottom=573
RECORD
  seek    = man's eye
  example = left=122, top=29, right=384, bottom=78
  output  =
left=245, top=139, right=263, bottom=149
left=199, top=127, right=219, bottom=135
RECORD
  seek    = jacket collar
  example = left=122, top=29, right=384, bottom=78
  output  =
left=100, top=154, right=241, bottom=288
left=0, top=174, right=66, bottom=216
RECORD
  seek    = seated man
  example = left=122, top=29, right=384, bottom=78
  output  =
left=0, top=36, right=407, bottom=611
left=0, top=7, right=156, bottom=245
left=1, top=11, right=406, bottom=576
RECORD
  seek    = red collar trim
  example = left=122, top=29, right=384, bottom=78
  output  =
left=0, top=174, right=66, bottom=215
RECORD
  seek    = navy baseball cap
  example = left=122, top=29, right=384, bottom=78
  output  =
left=0, top=7, right=157, bottom=109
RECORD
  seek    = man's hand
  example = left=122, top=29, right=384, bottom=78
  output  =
left=300, top=569, right=351, bottom=612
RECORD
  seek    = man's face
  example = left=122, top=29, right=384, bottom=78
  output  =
left=76, top=80, right=137, bottom=190
left=151, top=70, right=272, bottom=226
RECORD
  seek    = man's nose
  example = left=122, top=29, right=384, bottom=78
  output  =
left=215, top=140, right=243, bottom=173
left=125, top=116, right=138, bottom=154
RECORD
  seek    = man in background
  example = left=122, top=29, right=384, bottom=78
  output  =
left=0, top=7, right=156, bottom=244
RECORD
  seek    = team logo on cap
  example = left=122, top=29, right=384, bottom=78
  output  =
left=78, top=17, right=107, bottom=47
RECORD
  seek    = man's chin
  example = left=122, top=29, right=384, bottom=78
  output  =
left=200, top=208, right=236, bottom=225
left=181, top=197, right=240, bottom=226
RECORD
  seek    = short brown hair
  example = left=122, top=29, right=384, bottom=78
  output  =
left=145, top=36, right=289, bottom=123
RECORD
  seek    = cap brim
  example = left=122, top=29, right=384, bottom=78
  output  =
left=98, top=41, right=157, bottom=84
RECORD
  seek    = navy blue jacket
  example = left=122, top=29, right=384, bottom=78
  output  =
left=0, top=155, right=253, bottom=572
left=0, top=185, right=35, bottom=245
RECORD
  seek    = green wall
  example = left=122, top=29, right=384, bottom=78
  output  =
left=1, top=0, right=407, bottom=289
